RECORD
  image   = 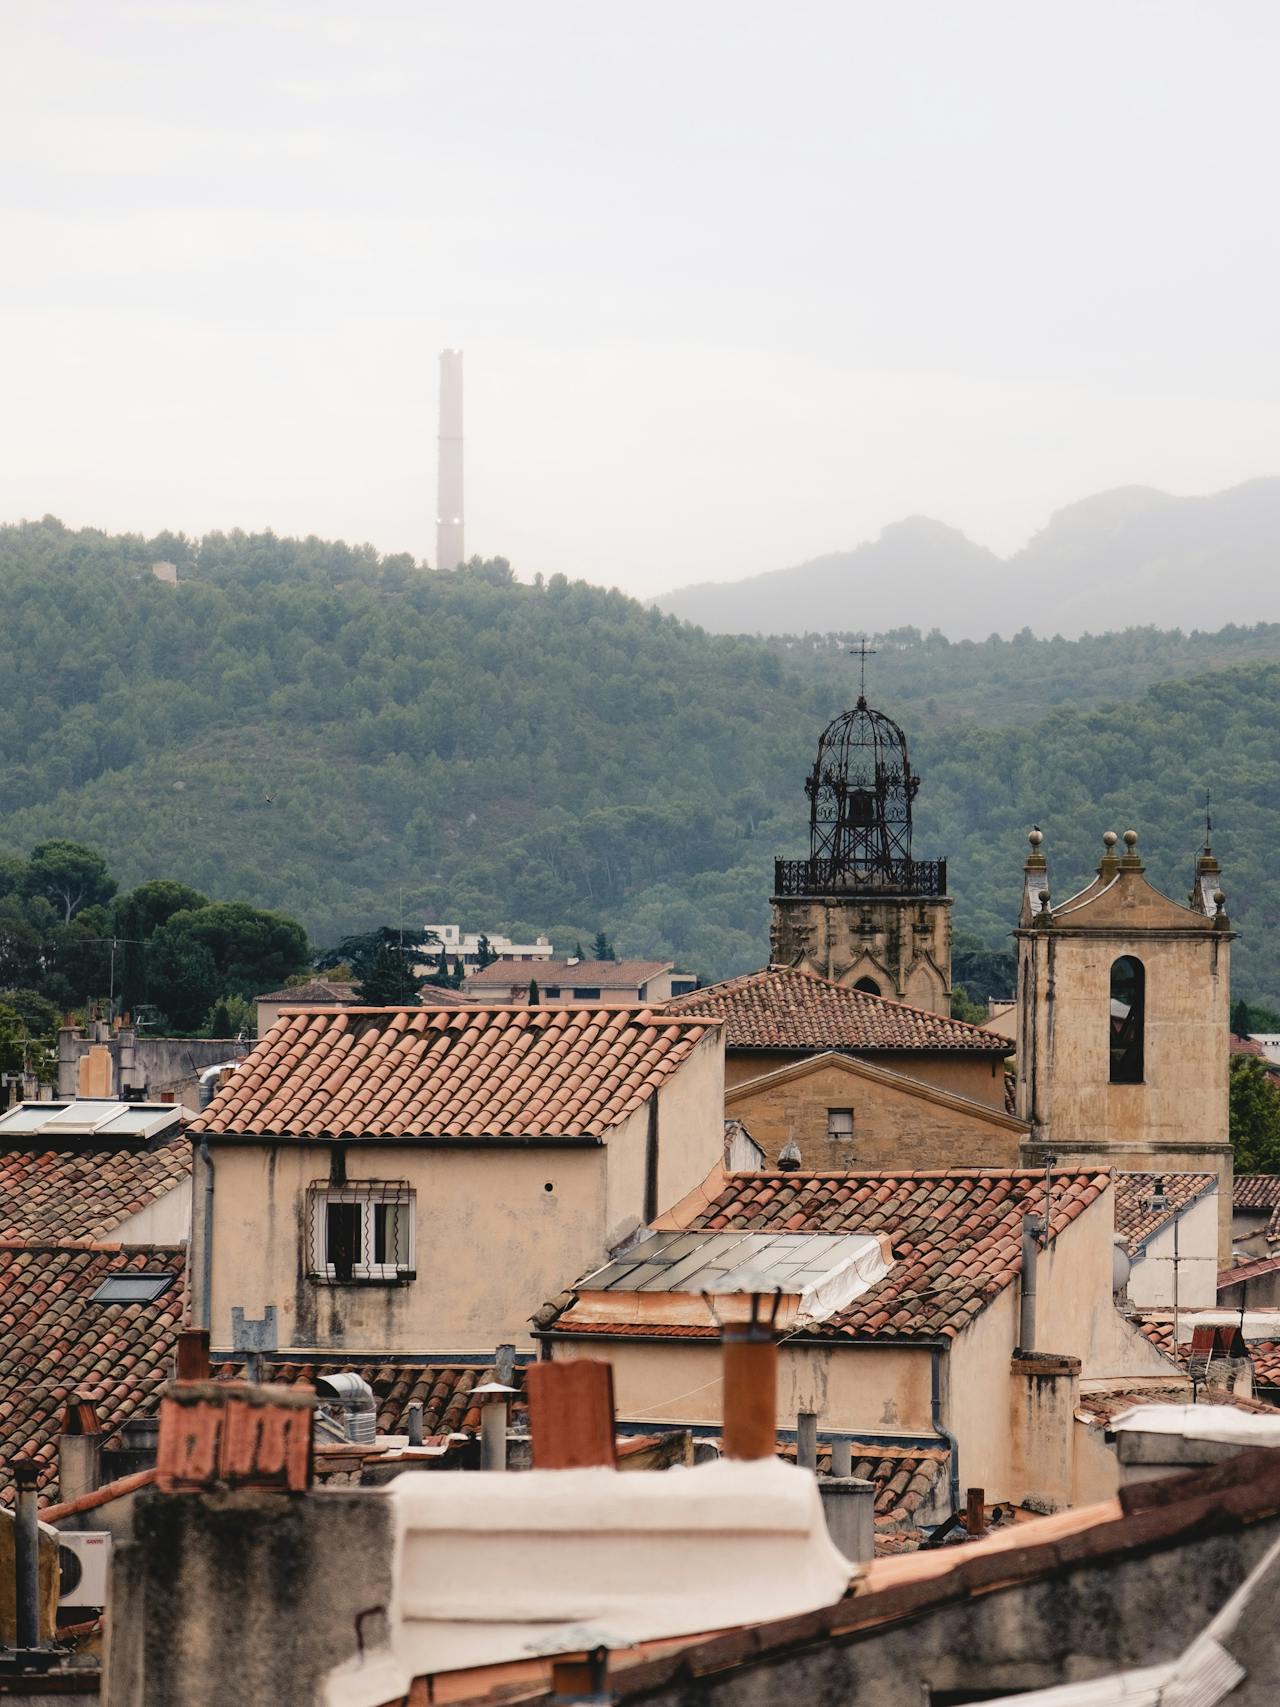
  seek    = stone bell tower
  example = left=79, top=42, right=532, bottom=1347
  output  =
left=770, top=690, right=951, bottom=1013
left=1014, top=826, right=1234, bottom=1259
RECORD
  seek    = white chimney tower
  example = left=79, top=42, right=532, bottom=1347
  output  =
left=436, top=349, right=465, bottom=570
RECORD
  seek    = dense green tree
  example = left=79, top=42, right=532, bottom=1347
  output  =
left=144, top=930, right=220, bottom=1032
left=146, top=901, right=307, bottom=1030
left=592, top=931, right=616, bottom=962
left=1231, top=998, right=1280, bottom=1037
left=1229, top=1053, right=1280, bottom=1174
left=115, top=879, right=210, bottom=1014
left=949, top=985, right=989, bottom=1025
left=203, top=993, right=257, bottom=1037
left=0, top=1003, right=27, bottom=1077
left=0, top=920, right=43, bottom=992
left=22, top=839, right=116, bottom=922
left=355, top=940, right=422, bottom=1006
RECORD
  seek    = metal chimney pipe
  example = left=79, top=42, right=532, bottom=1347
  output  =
left=480, top=1402, right=507, bottom=1472
left=1019, top=1213, right=1043, bottom=1352
left=796, top=1410, right=818, bottom=1471
left=12, top=1458, right=40, bottom=1650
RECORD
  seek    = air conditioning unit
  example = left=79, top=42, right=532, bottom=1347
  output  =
left=57, top=1531, right=112, bottom=1609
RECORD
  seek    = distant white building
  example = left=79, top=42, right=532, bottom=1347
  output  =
left=419, top=924, right=554, bottom=974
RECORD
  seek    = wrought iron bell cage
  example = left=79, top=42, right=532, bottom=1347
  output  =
left=774, top=695, right=945, bottom=898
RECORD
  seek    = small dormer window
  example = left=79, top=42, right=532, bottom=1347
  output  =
left=1109, top=956, right=1145, bottom=1084
left=307, top=1181, right=415, bottom=1282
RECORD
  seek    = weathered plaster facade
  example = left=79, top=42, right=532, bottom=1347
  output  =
left=192, top=1027, right=726, bottom=1356
left=770, top=892, right=952, bottom=1015
left=1015, top=829, right=1234, bottom=1261
left=723, top=1046, right=1006, bottom=1108
left=724, top=1051, right=1025, bottom=1171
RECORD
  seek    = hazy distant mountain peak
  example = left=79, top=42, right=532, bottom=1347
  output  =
left=657, top=479, right=1280, bottom=641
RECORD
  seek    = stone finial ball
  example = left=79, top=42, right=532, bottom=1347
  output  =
left=1214, top=890, right=1226, bottom=907
left=1123, top=829, right=1138, bottom=848
left=1038, top=888, right=1051, bottom=905
left=1028, top=829, right=1043, bottom=848
left=1102, top=830, right=1118, bottom=848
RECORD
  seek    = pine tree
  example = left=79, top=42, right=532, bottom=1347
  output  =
left=591, top=930, right=615, bottom=962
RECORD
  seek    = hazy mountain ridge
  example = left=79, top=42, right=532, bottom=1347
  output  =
left=657, top=479, right=1280, bottom=640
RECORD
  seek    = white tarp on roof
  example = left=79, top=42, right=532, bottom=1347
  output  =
left=1108, top=1403, right=1280, bottom=1446
left=324, top=1457, right=853, bottom=1705
left=579, top=1228, right=891, bottom=1325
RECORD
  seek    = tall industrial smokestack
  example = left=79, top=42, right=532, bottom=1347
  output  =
left=436, top=348, right=465, bottom=570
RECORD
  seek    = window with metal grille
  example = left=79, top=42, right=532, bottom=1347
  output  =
left=306, top=1181, right=415, bottom=1282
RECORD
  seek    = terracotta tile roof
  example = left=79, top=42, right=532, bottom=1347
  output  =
left=0, top=1139, right=190, bottom=1243
left=1219, top=1253, right=1280, bottom=1288
left=189, top=1004, right=713, bottom=1140
left=1113, top=1171, right=1218, bottom=1257
left=257, top=978, right=356, bottom=1003
left=1076, top=1384, right=1280, bottom=1424
left=0, top=1243, right=186, bottom=1498
left=665, top=966, right=1009, bottom=1055
left=415, top=985, right=480, bottom=1007
left=39, top=1466, right=157, bottom=1522
left=1135, top=1320, right=1280, bottom=1393
left=1003, top=1070, right=1016, bottom=1115
left=212, top=1357, right=527, bottom=1435
left=548, top=1168, right=1109, bottom=1342
left=465, top=960, right=672, bottom=989
left=778, top=1439, right=949, bottom=1530
left=1234, top=1174, right=1280, bottom=1243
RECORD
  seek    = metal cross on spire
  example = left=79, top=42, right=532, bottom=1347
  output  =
left=1205, top=787, right=1213, bottom=846
left=849, top=638, right=877, bottom=699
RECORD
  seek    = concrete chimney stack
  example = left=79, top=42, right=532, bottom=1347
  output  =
left=436, top=348, right=465, bottom=570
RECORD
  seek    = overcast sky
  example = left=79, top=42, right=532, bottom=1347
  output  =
left=3, top=1, right=1279, bottom=597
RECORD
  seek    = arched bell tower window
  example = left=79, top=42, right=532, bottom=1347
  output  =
left=854, top=976, right=881, bottom=995
left=1109, top=956, right=1145, bottom=1084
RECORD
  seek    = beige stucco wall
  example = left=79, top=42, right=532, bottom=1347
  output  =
left=726, top=1057, right=1022, bottom=1171
left=1016, top=898, right=1233, bottom=1259
left=1125, top=1190, right=1219, bottom=1311
left=550, top=1336, right=935, bottom=1436
left=725, top=1049, right=1005, bottom=1110
left=112, top=1185, right=191, bottom=1246
left=946, top=1182, right=1177, bottom=1504
left=196, top=1031, right=725, bottom=1357
left=649, top=1028, right=730, bottom=1217
left=770, top=894, right=952, bottom=1015
left=202, top=1141, right=606, bottom=1354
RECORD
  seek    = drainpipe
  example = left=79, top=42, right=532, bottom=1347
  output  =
left=198, top=1140, right=215, bottom=1332
left=1019, top=1213, right=1043, bottom=1353
left=930, top=1348, right=961, bottom=1516
left=12, top=1458, right=41, bottom=1651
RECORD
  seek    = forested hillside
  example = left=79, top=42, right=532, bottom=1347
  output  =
left=2, top=517, right=1278, bottom=1003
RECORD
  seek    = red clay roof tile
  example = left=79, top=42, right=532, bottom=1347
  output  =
left=190, top=1004, right=713, bottom=1140
left=0, top=1141, right=190, bottom=1243
left=665, top=966, right=1009, bottom=1055
left=552, top=1168, right=1109, bottom=1342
